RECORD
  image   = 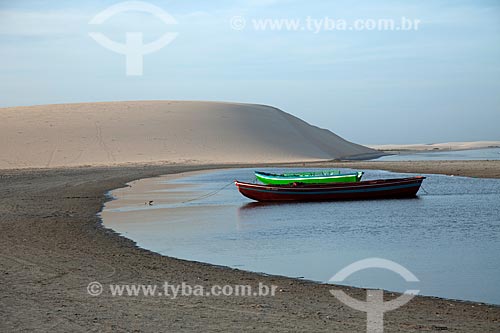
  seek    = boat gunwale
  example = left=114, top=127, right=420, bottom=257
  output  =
left=255, top=171, right=363, bottom=181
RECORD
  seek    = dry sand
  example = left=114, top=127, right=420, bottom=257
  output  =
left=0, top=101, right=380, bottom=169
left=1, top=162, right=500, bottom=333
left=1, top=101, right=499, bottom=331
left=369, top=141, right=500, bottom=152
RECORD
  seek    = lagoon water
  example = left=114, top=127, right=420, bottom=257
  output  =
left=102, top=168, right=500, bottom=305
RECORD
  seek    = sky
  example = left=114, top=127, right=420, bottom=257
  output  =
left=1, top=0, right=499, bottom=144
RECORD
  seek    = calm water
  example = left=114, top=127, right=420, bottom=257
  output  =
left=102, top=168, right=500, bottom=304
left=376, top=147, right=500, bottom=161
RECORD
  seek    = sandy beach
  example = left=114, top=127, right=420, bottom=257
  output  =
left=1, top=101, right=499, bottom=331
left=1, top=161, right=499, bottom=332
left=4, top=0, right=500, bottom=329
left=369, top=141, right=500, bottom=153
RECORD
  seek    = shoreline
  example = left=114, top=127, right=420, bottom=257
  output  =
left=101, top=167, right=498, bottom=305
left=367, top=141, right=500, bottom=153
left=310, top=160, right=500, bottom=179
left=1, top=161, right=499, bottom=331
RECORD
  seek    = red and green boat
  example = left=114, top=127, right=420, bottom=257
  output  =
left=254, top=170, right=363, bottom=185
left=235, top=176, right=425, bottom=202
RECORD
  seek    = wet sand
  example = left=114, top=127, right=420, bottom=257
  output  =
left=1, top=161, right=500, bottom=332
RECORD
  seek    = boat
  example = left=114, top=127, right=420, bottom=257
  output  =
left=235, top=176, right=426, bottom=202
left=254, top=170, right=363, bottom=185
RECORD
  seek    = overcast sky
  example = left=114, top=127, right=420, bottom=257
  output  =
left=1, top=0, right=499, bottom=144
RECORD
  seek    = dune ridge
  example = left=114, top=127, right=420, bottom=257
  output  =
left=0, top=101, right=380, bottom=169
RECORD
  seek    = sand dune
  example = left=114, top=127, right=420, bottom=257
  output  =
left=0, top=101, right=380, bottom=169
left=369, top=141, right=500, bottom=152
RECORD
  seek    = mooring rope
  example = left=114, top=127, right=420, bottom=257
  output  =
left=420, top=185, right=429, bottom=195
left=181, top=180, right=235, bottom=204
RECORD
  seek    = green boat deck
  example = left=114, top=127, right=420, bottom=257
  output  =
left=254, top=170, right=363, bottom=185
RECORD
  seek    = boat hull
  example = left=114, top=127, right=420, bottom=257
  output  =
left=235, top=177, right=425, bottom=202
left=255, top=171, right=363, bottom=185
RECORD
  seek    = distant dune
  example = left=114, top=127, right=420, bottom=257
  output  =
left=369, top=141, right=500, bottom=152
left=0, top=101, right=380, bottom=169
